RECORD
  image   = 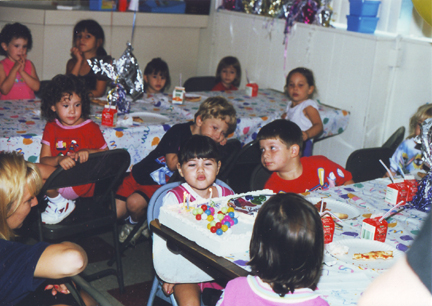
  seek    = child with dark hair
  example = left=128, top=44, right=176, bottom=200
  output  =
left=143, top=57, right=171, bottom=93
left=212, top=56, right=241, bottom=91
left=217, top=193, right=329, bottom=306
left=116, top=96, right=237, bottom=243
left=0, top=22, right=40, bottom=100
left=66, top=19, right=109, bottom=98
left=39, top=74, right=108, bottom=224
left=282, top=67, right=323, bottom=156
left=160, top=135, right=234, bottom=306
left=258, top=119, right=353, bottom=193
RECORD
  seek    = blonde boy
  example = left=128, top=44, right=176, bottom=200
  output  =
left=116, top=97, right=237, bottom=243
left=257, top=119, right=353, bottom=193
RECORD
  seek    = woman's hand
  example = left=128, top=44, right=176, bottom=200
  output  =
left=44, top=284, right=70, bottom=296
left=162, top=282, right=175, bottom=296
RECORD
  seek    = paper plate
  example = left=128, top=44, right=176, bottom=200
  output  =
left=306, top=197, right=360, bottom=219
left=327, top=239, right=403, bottom=270
left=184, top=94, right=202, bottom=102
left=130, top=112, right=169, bottom=124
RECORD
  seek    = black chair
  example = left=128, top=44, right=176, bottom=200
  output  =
left=250, top=164, right=272, bottom=191
left=34, top=149, right=130, bottom=293
left=345, top=147, right=394, bottom=183
left=217, top=138, right=242, bottom=182
left=183, top=76, right=216, bottom=92
left=225, top=140, right=261, bottom=193
left=382, top=126, right=405, bottom=151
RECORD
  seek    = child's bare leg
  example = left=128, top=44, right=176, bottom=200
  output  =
left=116, top=198, right=128, bottom=219
left=126, top=192, right=148, bottom=222
left=173, top=283, right=201, bottom=306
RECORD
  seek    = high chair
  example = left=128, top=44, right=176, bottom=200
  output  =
left=146, top=179, right=233, bottom=306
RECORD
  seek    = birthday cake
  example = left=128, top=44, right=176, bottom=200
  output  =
left=159, top=189, right=274, bottom=257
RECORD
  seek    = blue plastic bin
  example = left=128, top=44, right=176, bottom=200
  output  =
left=349, top=0, right=381, bottom=17
left=89, top=0, right=115, bottom=11
left=347, top=15, right=379, bottom=34
left=139, top=0, right=186, bottom=14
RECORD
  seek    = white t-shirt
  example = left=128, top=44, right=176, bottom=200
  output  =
left=285, top=99, right=319, bottom=131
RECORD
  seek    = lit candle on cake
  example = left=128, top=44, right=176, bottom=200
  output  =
left=208, top=187, right=212, bottom=206
left=183, top=192, right=187, bottom=208
left=187, top=193, right=190, bottom=210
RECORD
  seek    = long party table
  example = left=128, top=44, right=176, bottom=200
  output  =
left=152, top=177, right=429, bottom=305
left=0, top=89, right=350, bottom=165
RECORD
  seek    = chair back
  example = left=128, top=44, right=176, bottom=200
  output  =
left=382, top=126, right=405, bottom=151
left=226, top=140, right=261, bottom=193
left=147, top=179, right=233, bottom=227
left=218, top=138, right=242, bottom=181
left=35, top=149, right=130, bottom=293
left=345, top=147, right=394, bottom=183
left=250, top=164, right=272, bottom=191
left=40, top=149, right=130, bottom=202
left=183, top=76, right=216, bottom=92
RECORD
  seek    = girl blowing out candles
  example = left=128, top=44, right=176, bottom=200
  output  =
left=161, top=135, right=234, bottom=306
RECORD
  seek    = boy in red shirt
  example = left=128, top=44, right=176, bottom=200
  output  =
left=258, top=119, right=354, bottom=193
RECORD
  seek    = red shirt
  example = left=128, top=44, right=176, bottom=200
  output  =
left=264, top=156, right=352, bottom=193
left=42, top=119, right=107, bottom=156
left=211, top=82, right=238, bottom=91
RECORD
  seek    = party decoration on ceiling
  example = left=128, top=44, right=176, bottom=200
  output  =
left=411, top=0, right=432, bottom=27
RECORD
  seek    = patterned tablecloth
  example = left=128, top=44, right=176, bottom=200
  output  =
left=225, top=178, right=428, bottom=306
left=0, top=89, right=350, bottom=165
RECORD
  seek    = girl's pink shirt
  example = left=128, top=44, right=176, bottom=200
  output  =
left=0, top=58, right=35, bottom=100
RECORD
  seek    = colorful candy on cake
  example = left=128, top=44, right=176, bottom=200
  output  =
left=159, top=189, right=274, bottom=256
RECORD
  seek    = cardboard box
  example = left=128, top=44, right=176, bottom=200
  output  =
left=361, top=217, right=388, bottom=242
left=322, top=216, right=335, bottom=244
left=172, top=86, right=185, bottom=105
left=246, top=83, right=258, bottom=97
left=385, top=177, right=418, bottom=205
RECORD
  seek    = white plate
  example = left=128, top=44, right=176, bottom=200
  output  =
left=130, top=112, right=169, bottom=124
left=306, top=197, right=360, bottom=219
left=327, top=239, right=403, bottom=270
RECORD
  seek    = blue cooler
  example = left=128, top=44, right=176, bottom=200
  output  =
left=139, top=0, right=186, bottom=14
left=347, top=15, right=379, bottom=33
left=349, top=0, right=381, bottom=16
left=347, top=0, right=380, bottom=34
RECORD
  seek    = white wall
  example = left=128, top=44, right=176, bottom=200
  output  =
left=197, top=3, right=432, bottom=166
left=0, top=5, right=208, bottom=93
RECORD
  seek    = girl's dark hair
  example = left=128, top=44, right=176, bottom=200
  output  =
left=178, top=135, right=221, bottom=165
left=0, top=23, right=33, bottom=56
left=248, top=193, right=324, bottom=296
left=143, top=58, right=171, bottom=92
left=73, top=19, right=107, bottom=57
left=215, top=56, right=242, bottom=88
left=284, top=67, right=316, bottom=98
left=41, top=74, right=91, bottom=122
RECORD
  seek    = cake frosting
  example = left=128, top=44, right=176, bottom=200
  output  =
left=159, top=189, right=274, bottom=257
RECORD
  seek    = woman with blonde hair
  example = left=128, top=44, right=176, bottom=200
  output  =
left=0, top=151, right=89, bottom=305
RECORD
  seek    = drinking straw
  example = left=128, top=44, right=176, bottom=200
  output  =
left=179, top=73, right=182, bottom=87
left=320, top=199, right=324, bottom=213
left=245, top=69, right=250, bottom=84
left=379, top=200, right=404, bottom=222
left=208, top=187, right=212, bottom=206
left=379, top=159, right=395, bottom=183
left=320, top=211, right=356, bottom=229
left=398, top=165, right=406, bottom=179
